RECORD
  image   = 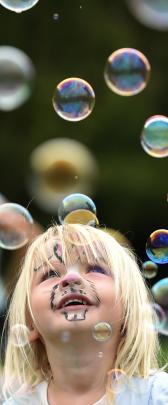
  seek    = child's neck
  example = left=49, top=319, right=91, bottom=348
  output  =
left=46, top=339, right=116, bottom=405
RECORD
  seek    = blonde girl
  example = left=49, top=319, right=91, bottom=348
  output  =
left=2, top=224, right=168, bottom=404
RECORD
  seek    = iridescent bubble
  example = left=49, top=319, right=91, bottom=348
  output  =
left=92, top=322, right=112, bottom=342
left=146, top=229, right=168, bottom=264
left=58, top=193, right=97, bottom=224
left=0, top=203, right=33, bottom=250
left=152, top=278, right=168, bottom=307
left=52, top=77, right=95, bottom=121
left=11, top=324, right=30, bottom=347
left=141, top=115, right=168, bottom=158
left=142, top=302, right=167, bottom=334
left=104, top=48, right=150, bottom=96
left=127, top=0, right=168, bottom=31
left=107, top=369, right=127, bottom=395
left=0, top=46, right=35, bottom=111
left=141, top=261, right=158, bottom=279
left=0, top=0, right=39, bottom=13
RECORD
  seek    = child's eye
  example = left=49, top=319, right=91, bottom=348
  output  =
left=42, top=269, right=60, bottom=281
left=87, top=265, right=108, bottom=275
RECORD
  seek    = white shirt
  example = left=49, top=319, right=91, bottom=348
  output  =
left=2, top=371, right=168, bottom=404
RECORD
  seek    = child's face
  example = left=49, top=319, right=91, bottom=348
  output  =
left=30, top=239, right=123, bottom=345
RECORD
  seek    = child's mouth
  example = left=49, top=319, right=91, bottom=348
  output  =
left=63, top=308, right=88, bottom=321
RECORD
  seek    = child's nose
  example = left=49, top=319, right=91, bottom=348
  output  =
left=60, top=273, right=82, bottom=288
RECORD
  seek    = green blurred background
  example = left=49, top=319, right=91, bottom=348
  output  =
left=0, top=0, right=168, bottom=364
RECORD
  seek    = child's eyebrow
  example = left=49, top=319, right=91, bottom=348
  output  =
left=34, top=255, right=54, bottom=272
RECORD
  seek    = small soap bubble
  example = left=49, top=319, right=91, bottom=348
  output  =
left=98, top=351, right=103, bottom=358
left=0, top=0, right=39, bottom=12
left=52, top=77, right=95, bottom=121
left=141, top=115, right=168, bottom=158
left=142, top=261, right=158, bottom=279
left=127, top=0, right=168, bottom=31
left=107, top=369, right=127, bottom=395
left=11, top=324, right=30, bottom=347
left=146, top=229, right=168, bottom=264
left=92, top=322, right=112, bottom=342
left=60, top=331, right=70, bottom=343
left=104, top=48, right=150, bottom=96
left=58, top=193, right=97, bottom=224
left=0, top=46, right=35, bottom=111
left=0, top=203, right=33, bottom=250
left=53, top=13, right=59, bottom=20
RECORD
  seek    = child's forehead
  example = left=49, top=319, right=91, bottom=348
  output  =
left=34, top=236, right=107, bottom=268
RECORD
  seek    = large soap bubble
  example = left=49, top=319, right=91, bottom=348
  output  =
left=141, top=115, right=168, bottom=158
left=104, top=48, right=150, bottom=96
left=58, top=193, right=97, bottom=224
left=0, top=46, right=35, bottom=111
left=146, top=229, right=168, bottom=264
left=0, top=0, right=39, bottom=13
left=28, top=138, right=98, bottom=214
left=52, top=77, right=95, bottom=121
left=0, top=203, right=33, bottom=250
left=152, top=278, right=168, bottom=336
left=127, top=0, right=168, bottom=31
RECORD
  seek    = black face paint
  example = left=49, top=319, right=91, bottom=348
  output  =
left=53, top=243, right=64, bottom=264
left=50, top=283, right=59, bottom=311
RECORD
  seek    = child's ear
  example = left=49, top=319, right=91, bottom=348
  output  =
left=28, top=323, right=40, bottom=342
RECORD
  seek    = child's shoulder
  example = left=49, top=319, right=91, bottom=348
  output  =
left=115, top=371, right=168, bottom=405
left=1, top=380, right=48, bottom=404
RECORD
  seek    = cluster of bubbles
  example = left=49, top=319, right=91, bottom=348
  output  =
left=0, top=202, right=33, bottom=250
left=0, top=0, right=39, bottom=13
left=127, top=0, right=168, bottom=31
left=58, top=193, right=98, bottom=226
left=0, top=46, right=35, bottom=111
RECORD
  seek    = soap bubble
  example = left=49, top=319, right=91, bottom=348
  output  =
left=53, top=13, right=59, bottom=20
left=0, top=0, right=39, bottom=13
left=152, top=278, right=168, bottom=336
left=52, top=77, right=95, bottom=121
left=58, top=193, right=97, bottom=224
left=92, top=322, right=112, bottom=342
left=141, top=115, right=168, bottom=158
left=144, top=303, right=167, bottom=332
left=146, top=229, right=168, bottom=264
left=28, top=138, right=98, bottom=214
left=152, top=278, right=168, bottom=307
left=142, top=260, right=158, bottom=279
left=11, top=324, right=30, bottom=347
left=127, top=0, right=168, bottom=31
left=107, top=369, right=128, bottom=395
left=0, top=203, right=33, bottom=250
left=104, top=48, right=150, bottom=96
left=0, top=46, right=35, bottom=111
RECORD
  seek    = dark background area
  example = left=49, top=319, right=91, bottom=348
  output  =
left=0, top=0, right=168, bottom=285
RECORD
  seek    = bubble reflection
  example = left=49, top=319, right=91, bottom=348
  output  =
left=146, top=229, right=168, bottom=264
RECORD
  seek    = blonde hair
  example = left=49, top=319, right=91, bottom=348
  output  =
left=2, top=224, right=162, bottom=402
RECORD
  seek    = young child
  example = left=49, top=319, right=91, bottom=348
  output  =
left=2, top=224, right=168, bottom=404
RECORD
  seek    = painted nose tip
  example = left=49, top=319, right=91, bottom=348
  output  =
left=61, top=273, right=81, bottom=287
